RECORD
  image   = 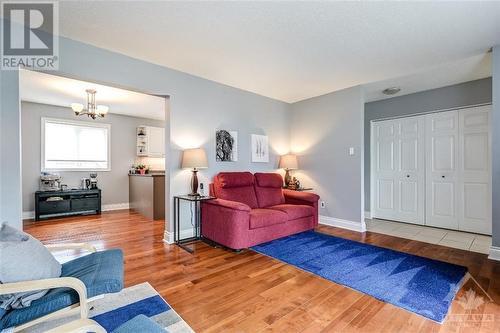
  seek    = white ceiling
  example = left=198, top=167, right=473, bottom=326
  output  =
left=19, top=70, right=166, bottom=120
left=364, top=52, right=492, bottom=102
left=55, top=1, right=500, bottom=103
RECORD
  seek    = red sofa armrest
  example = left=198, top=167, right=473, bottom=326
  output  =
left=283, top=189, right=320, bottom=228
left=283, top=189, right=320, bottom=205
left=202, top=198, right=251, bottom=212
left=201, top=199, right=251, bottom=250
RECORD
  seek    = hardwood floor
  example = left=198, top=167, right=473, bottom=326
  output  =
left=24, top=210, right=500, bottom=332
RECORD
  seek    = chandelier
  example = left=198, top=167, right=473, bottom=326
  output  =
left=71, top=89, right=109, bottom=119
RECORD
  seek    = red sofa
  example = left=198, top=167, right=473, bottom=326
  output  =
left=201, top=172, right=320, bottom=250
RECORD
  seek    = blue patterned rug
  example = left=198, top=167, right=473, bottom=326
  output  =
left=23, top=283, right=193, bottom=332
left=252, top=231, right=467, bottom=323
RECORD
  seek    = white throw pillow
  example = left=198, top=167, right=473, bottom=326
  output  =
left=0, top=222, right=62, bottom=311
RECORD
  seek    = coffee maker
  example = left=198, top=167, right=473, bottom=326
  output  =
left=81, top=178, right=90, bottom=189
left=89, top=173, right=98, bottom=189
left=40, top=173, right=61, bottom=191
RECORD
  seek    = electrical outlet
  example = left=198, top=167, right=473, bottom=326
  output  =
left=320, top=201, right=326, bottom=208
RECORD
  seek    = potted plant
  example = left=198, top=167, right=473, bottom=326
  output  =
left=135, top=164, right=148, bottom=175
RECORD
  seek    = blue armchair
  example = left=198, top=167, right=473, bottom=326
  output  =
left=0, top=243, right=124, bottom=332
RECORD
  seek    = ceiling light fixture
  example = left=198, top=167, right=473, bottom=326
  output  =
left=382, top=87, right=401, bottom=95
left=71, top=89, right=109, bottom=119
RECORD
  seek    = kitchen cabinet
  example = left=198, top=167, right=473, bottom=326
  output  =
left=137, top=126, right=165, bottom=157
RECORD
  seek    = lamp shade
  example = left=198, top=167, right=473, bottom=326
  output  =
left=71, top=103, right=84, bottom=112
left=182, top=148, right=208, bottom=169
left=279, top=154, right=298, bottom=170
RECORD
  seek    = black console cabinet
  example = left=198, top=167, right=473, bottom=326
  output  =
left=35, top=189, right=101, bottom=221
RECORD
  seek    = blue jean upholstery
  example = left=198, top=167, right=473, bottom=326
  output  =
left=0, top=249, right=124, bottom=330
left=112, top=314, right=166, bottom=333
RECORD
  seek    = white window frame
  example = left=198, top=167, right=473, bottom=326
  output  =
left=41, top=117, right=112, bottom=172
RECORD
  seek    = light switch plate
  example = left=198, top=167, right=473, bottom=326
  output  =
left=349, top=147, right=355, bottom=156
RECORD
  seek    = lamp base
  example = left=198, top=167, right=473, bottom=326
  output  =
left=284, top=169, right=292, bottom=186
left=190, top=169, right=199, bottom=196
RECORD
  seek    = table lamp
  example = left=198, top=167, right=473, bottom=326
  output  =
left=279, top=154, right=298, bottom=186
left=182, top=148, right=208, bottom=196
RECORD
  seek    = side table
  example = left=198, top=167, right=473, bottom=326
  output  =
left=173, top=195, right=214, bottom=253
left=283, top=187, right=313, bottom=192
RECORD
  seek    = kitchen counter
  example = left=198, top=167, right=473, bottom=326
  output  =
left=129, top=173, right=165, bottom=220
left=128, top=172, right=165, bottom=177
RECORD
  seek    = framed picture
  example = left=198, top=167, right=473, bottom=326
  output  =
left=251, top=134, right=269, bottom=163
left=216, top=130, right=238, bottom=162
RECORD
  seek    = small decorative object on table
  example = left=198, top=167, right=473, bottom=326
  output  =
left=135, top=164, right=149, bottom=175
left=287, top=177, right=301, bottom=190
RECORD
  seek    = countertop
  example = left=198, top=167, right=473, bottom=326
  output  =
left=128, top=173, right=165, bottom=177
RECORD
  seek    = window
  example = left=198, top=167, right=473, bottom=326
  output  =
left=42, top=118, right=111, bottom=171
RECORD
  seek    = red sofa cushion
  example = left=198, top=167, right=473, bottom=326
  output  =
left=269, top=204, right=314, bottom=220
left=254, top=173, right=285, bottom=208
left=214, top=172, right=259, bottom=208
left=249, top=209, right=288, bottom=229
left=218, top=172, right=254, bottom=188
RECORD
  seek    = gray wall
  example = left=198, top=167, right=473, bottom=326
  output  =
left=364, top=78, right=493, bottom=211
left=290, top=86, right=365, bottom=225
left=0, top=33, right=290, bottom=232
left=492, top=46, right=500, bottom=247
left=0, top=69, right=2, bottom=222
left=1, top=70, right=22, bottom=229
left=21, top=102, right=165, bottom=212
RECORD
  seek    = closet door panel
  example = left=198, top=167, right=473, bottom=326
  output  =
left=459, top=106, right=491, bottom=234
left=372, top=120, right=399, bottom=220
left=378, top=179, right=395, bottom=210
left=372, top=116, right=424, bottom=224
left=425, top=111, right=459, bottom=229
left=397, top=116, right=425, bottom=224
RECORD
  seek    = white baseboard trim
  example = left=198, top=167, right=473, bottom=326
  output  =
left=163, top=228, right=196, bottom=245
left=22, top=202, right=130, bottom=220
left=164, top=231, right=174, bottom=244
left=319, top=215, right=366, bottom=233
left=364, top=211, right=372, bottom=219
left=23, top=211, right=35, bottom=219
left=102, top=203, right=130, bottom=211
left=488, top=246, right=500, bottom=261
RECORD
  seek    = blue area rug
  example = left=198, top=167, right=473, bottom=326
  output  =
left=92, top=295, right=170, bottom=332
left=252, top=231, right=467, bottom=323
left=23, top=282, right=194, bottom=332
left=89, top=283, right=194, bottom=333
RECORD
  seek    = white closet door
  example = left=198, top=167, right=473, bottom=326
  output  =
left=459, top=106, right=492, bottom=234
left=397, top=116, right=425, bottom=224
left=372, top=119, right=399, bottom=221
left=425, top=111, right=459, bottom=229
left=371, top=116, right=425, bottom=224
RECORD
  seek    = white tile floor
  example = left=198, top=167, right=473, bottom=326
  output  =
left=365, top=219, right=492, bottom=254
